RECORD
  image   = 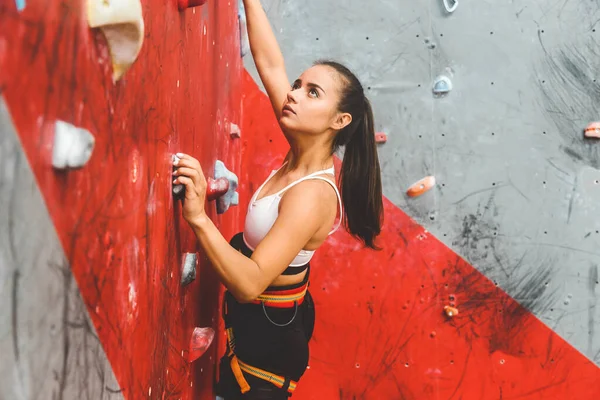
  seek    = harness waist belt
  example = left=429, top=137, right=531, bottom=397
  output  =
left=251, top=281, right=309, bottom=308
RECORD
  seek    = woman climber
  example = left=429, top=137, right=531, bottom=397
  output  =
left=172, top=0, right=383, bottom=398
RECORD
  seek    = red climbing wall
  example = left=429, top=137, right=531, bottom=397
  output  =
left=0, top=0, right=242, bottom=398
left=239, top=72, right=600, bottom=399
left=3, top=0, right=600, bottom=398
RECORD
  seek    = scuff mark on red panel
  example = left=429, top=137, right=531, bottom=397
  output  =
left=239, top=70, right=600, bottom=399
left=0, top=0, right=242, bottom=398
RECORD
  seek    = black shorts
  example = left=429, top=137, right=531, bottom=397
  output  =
left=216, top=234, right=316, bottom=399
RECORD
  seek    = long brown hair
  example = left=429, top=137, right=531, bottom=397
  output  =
left=316, top=60, right=383, bottom=249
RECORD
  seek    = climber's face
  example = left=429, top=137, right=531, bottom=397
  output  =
left=280, top=65, right=351, bottom=137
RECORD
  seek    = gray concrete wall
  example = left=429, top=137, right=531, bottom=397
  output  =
left=244, top=0, right=600, bottom=366
left=0, top=98, right=123, bottom=399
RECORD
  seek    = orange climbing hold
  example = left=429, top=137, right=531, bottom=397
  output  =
left=407, top=176, right=436, bottom=197
left=444, top=305, right=459, bottom=318
left=584, top=122, right=600, bottom=138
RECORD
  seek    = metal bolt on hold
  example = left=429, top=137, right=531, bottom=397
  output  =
left=178, top=0, right=207, bottom=11
left=52, top=121, right=95, bottom=169
left=444, top=305, right=459, bottom=317
left=181, top=253, right=198, bottom=286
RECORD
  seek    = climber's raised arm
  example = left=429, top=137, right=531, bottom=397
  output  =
left=243, top=0, right=291, bottom=128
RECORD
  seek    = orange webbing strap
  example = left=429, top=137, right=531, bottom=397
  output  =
left=226, top=327, right=251, bottom=393
left=225, top=326, right=297, bottom=394
left=223, top=290, right=301, bottom=394
left=230, top=355, right=251, bottom=393
left=237, top=359, right=298, bottom=394
left=251, top=281, right=309, bottom=308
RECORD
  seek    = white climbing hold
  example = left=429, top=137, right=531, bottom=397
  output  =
left=87, top=0, right=145, bottom=82
left=181, top=253, right=197, bottom=286
left=52, top=121, right=95, bottom=169
left=443, top=0, right=458, bottom=13
left=230, top=123, right=241, bottom=139
left=433, top=75, right=453, bottom=97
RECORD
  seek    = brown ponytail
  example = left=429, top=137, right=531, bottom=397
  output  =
left=315, top=60, right=383, bottom=249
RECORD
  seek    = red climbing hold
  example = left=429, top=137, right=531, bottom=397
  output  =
left=375, top=132, right=387, bottom=143
left=189, top=327, right=215, bottom=363
left=584, top=122, right=600, bottom=138
left=207, top=177, right=230, bottom=201
left=178, top=0, right=208, bottom=11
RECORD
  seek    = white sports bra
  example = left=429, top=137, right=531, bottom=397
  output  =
left=243, top=162, right=343, bottom=267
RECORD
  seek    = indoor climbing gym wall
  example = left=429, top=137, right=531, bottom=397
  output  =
left=0, top=0, right=243, bottom=399
left=241, top=0, right=600, bottom=398
left=2, top=0, right=600, bottom=399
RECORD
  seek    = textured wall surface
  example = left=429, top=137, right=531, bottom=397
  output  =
left=2, top=0, right=599, bottom=399
left=0, top=97, right=123, bottom=400
left=0, top=0, right=242, bottom=398
left=245, top=0, right=600, bottom=369
left=239, top=69, right=600, bottom=399
left=240, top=0, right=600, bottom=398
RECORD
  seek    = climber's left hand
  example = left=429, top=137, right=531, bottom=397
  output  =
left=173, top=152, right=208, bottom=223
